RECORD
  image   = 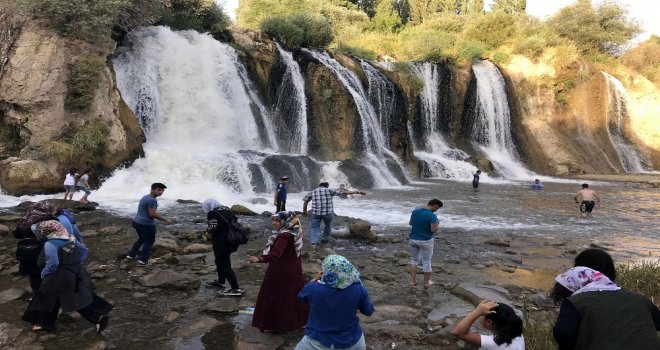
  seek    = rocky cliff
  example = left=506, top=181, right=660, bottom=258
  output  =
left=0, top=6, right=144, bottom=195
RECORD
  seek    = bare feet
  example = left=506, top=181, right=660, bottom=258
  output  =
left=424, top=280, right=434, bottom=289
left=409, top=281, right=417, bottom=288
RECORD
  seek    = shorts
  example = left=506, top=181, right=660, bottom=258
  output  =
left=472, top=181, right=479, bottom=189
left=580, top=201, right=595, bottom=213
left=409, top=238, right=435, bottom=273
left=64, top=185, right=77, bottom=192
left=77, top=186, right=91, bottom=195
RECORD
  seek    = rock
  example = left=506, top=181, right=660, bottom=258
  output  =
left=0, top=224, right=9, bottom=235
left=0, top=215, right=22, bottom=223
left=153, top=238, right=179, bottom=253
left=82, top=230, right=99, bottom=238
left=164, top=311, right=181, bottom=323
left=248, top=198, right=269, bottom=205
left=500, top=266, right=516, bottom=273
left=140, top=269, right=199, bottom=289
left=183, top=230, right=200, bottom=241
left=39, top=199, right=97, bottom=211
left=394, top=251, right=411, bottom=259
left=177, top=316, right=222, bottom=339
left=167, top=254, right=206, bottom=265
left=176, top=199, right=199, bottom=204
left=182, top=243, right=212, bottom=254
left=471, top=264, right=486, bottom=270
left=0, top=288, right=27, bottom=304
left=85, top=341, right=107, bottom=350
left=235, top=326, right=285, bottom=350
left=348, top=219, right=376, bottom=240
left=589, top=242, right=610, bottom=250
left=484, top=239, right=510, bottom=247
left=230, top=204, right=257, bottom=216
left=98, top=226, right=124, bottom=235
left=204, top=298, right=240, bottom=313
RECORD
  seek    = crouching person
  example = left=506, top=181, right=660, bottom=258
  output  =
left=22, top=220, right=112, bottom=333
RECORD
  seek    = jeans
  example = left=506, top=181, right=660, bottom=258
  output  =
left=409, top=238, right=435, bottom=272
left=294, top=334, right=366, bottom=350
left=214, top=250, right=239, bottom=290
left=310, top=213, right=333, bottom=244
left=128, top=221, right=156, bottom=262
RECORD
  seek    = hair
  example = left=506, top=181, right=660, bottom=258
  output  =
left=151, top=182, right=167, bottom=190
left=485, top=303, right=523, bottom=346
left=83, top=168, right=92, bottom=174
left=550, top=248, right=616, bottom=303
left=69, top=167, right=78, bottom=175
left=428, top=199, right=443, bottom=207
left=319, top=182, right=329, bottom=188
left=476, top=170, right=481, bottom=173
left=582, top=183, right=589, bottom=188
left=534, top=179, right=539, bottom=182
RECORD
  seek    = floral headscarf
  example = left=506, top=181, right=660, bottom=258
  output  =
left=263, top=211, right=304, bottom=257
left=32, top=220, right=76, bottom=252
left=318, top=255, right=362, bottom=289
left=555, top=266, right=620, bottom=295
left=24, top=201, right=58, bottom=223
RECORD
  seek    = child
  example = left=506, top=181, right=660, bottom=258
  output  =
left=451, top=300, right=525, bottom=350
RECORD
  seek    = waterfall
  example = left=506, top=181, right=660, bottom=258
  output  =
left=602, top=72, right=651, bottom=173
left=361, top=61, right=396, bottom=142
left=468, top=60, right=535, bottom=179
left=302, top=49, right=405, bottom=187
left=273, top=43, right=308, bottom=154
left=408, top=62, right=478, bottom=179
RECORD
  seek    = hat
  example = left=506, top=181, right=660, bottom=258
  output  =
left=280, top=176, right=289, bottom=180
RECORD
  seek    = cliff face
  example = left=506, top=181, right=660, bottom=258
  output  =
left=0, top=9, right=144, bottom=195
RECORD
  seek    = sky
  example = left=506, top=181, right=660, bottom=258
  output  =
left=218, top=0, right=660, bottom=41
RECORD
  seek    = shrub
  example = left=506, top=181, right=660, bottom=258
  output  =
left=160, top=0, right=230, bottom=38
left=335, top=43, right=377, bottom=61
left=617, top=259, right=660, bottom=302
left=261, top=12, right=334, bottom=48
left=65, top=55, right=106, bottom=112
left=464, top=10, right=517, bottom=49
left=391, top=62, right=425, bottom=92
left=67, top=121, right=110, bottom=159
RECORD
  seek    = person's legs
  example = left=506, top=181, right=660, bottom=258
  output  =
left=321, top=213, right=333, bottom=242
left=419, top=239, right=435, bottom=288
left=409, top=240, right=421, bottom=287
left=138, top=225, right=156, bottom=263
left=127, top=222, right=145, bottom=258
left=310, top=214, right=322, bottom=244
left=345, top=334, right=366, bottom=350
left=580, top=201, right=588, bottom=218
left=80, top=187, right=91, bottom=203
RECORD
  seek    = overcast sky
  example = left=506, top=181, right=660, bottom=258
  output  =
left=218, top=0, right=660, bottom=40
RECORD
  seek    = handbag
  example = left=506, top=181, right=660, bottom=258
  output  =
left=16, top=238, right=43, bottom=262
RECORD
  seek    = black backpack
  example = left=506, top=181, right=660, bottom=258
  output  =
left=216, top=208, right=249, bottom=246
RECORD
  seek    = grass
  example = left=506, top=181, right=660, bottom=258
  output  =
left=523, top=259, right=660, bottom=350
left=65, top=55, right=105, bottom=111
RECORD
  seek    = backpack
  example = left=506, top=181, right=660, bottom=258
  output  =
left=216, top=208, right=249, bottom=246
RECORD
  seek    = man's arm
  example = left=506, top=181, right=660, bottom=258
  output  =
left=574, top=191, right=580, bottom=203
left=594, top=192, right=600, bottom=203
left=302, top=200, right=309, bottom=215
left=273, top=186, right=279, bottom=206
left=430, top=223, right=439, bottom=233
left=148, top=208, right=172, bottom=224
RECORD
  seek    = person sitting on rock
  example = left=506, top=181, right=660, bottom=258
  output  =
left=451, top=300, right=525, bottom=350
left=337, top=184, right=367, bottom=199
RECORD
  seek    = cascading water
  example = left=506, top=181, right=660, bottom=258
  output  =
left=602, top=72, right=652, bottom=173
left=467, top=60, right=536, bottom=179
left=408, top=62, right=479, bottom=179
left=106, top=26, right=277, bottom=206
left=303, top=49, right=406, bottom=187
left=272, top=43, right=308, bottom=154
left=361, top=61, right=395, bottom=142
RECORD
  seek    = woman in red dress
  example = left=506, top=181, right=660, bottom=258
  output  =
left=248, top=211, right=308, bottom=333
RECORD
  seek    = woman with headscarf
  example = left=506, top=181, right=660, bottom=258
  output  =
left=201, top=198, right=243, bottom=296
left=552, top=249, right=660, bottom=350
left=248, top=211, right=308, bottom=333
left=295, top=255, right=374, bottom=350
left=22, top=220, right=112, bottom=333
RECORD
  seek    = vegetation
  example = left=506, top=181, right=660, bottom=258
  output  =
left=45, top=120, right=110, bottom=166
left=65, top=55, right=106, bottom=111
left=261, top=13, right=334, bottom=48
left=620, top=35, right=660, bottom=87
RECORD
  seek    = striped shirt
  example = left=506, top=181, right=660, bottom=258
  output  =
left=303, top=187, right=340, bottom=215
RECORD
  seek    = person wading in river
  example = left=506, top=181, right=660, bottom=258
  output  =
left=573, top=183, right=600, bottom=218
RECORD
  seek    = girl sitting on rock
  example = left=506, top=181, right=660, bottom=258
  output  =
left=451, top=300, right=525, bottom=350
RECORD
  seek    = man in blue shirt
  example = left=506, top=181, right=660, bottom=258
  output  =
left=273, top=176, right=288, bottom=212
left=408, top=198, right=443, bottom=289
left=125, top=183, right=173, bottom=266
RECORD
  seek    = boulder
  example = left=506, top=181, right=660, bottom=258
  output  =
left=348, top=219, right=376, bottom=240
left=97, top=226, right=123, bottom=235
left=0, top=288, right=27, bottom=304
left=140, top=269, right=199, bottom=289
left=235, top=326, right=284, bottom=350
left=177, top=316, right=222, bottom=339
left=153, top=238, right=179, bottom=253
left=484, top=239, right=510, bottom=247
left=204, top=298, right=240, bottom=313
left=230, top=204, right=257, bottom=216
left=36, top=199, right=97, bottom=211
left=0, top=224, right=9, bottom=235
left=0, top=215, right=23, bottom=223
left=182, top=243, right=212, bottom=254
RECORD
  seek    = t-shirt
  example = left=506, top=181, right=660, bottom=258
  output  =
left=473, top=173, right=480, bottom=183
left=480, top=335, right=525, bottom=350
left=276, top=183, right=287, bottom=201
left=64, top=173, right=77, bottom=186
left=77, top=174, right=89, bottom=187
left=409, top=207, right=439, bottom=241
left=133, top=194, right=158, bottom=226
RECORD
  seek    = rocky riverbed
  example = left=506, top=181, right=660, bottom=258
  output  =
left=0, top=199, right=653, bottom=350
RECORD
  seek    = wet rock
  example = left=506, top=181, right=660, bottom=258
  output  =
left=235, top=326, right=284, bottom=350
left=0, top=288, right=27, bottom=304
left=177, top=316, right=223, bottom=339
left=140, top=269, right=200, bottom=289
left=153, top=238, right=179, bottom=253
left=348, top=219, right=376, bottom=240
left=484, top=239, right=510, bottom=247
left=500, top=266, right=516, bottom=273
left=176, top=199, right=199, bottom=204
left=394, top=251, right=410, bottom=259
left=183, top=243, right=212, bottom=254
left=204, top=298, right=240, bottom=313
left=231, top=205, right=257, bottom=216
left=166, top=254, right=206, bottom=265
left=164, top=311, right=181, bottom=323
left=85, top=341, right=107, bottom=350
left=471, top=264, right=486, bottom=270
left=0, top=224, right=9, bottom=235
left=41, top=199, right=97, bottom=211
left=248, top=198, right=269, bottom=205
left=0, top=215, right=23, bottom=223
left=131, top=293, right=148, bottom=298
left=183, top=230, right=200, bottom=241
left=98, top=226, right=124, bottom=235
left=589, top=242, right=610, bottom=250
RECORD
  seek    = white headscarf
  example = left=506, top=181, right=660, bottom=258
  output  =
left=202, top=198, right=222, bottom=213
left=555, top=266, right=621, bottom=295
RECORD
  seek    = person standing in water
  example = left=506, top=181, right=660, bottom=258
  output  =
left=274, top=176, right=289, bottom=213
left=472, top=170, right=481, bottom=190
left=574, top=183, right=600, bottom=218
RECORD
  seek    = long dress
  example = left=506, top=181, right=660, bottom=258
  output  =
left=252, top=233, right=308, bottom=333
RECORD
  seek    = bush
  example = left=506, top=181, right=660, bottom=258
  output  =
left=160, top=0, right=230, bottom=38
left=335, top=43, right=377, bottom=61
left=67, top=121, right=110, bottom=159
left=617, top=259, right=660, bottom=302
left=261, top=12, right=334, bottom=48
left=464, top=10, right=517, bottom=49
left=65, top=55, right=106, bottom=112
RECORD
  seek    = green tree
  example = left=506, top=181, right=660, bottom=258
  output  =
left=408, top=0, right=459, bottom=24
left=548, top=0, right=641, bottom=54
left=393, top=0, right=410, bottom=23
left=261, top=12, right=334, bottom=47
left=464, top=10, right=517, bottom=48
left=490, top=0, right=526, bottom=14
left=367, top=0, right=403, bottom=32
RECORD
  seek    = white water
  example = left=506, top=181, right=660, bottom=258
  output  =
left=302, top=49, right=405, bottom=187
left=273, top=43, right=308, bottom=154
left=602, top=72, right=651, bottom=173
left=470, top=60, right=537, bottom=180
left=361, top=61, right=395, bottom=143
left=408, top=62, right=480, bottom=180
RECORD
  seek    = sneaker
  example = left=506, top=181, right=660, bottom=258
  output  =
left=321, top=239, right=329, bottom=244
left=136, top=260, right=151, bottom=266
left=203, top=281, right=226, bottom=289
left=96, top=314, right=109, bottom=334
left=124, top=255, right=135, bottom=262
left=219, top=289, right=244, bottom=297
